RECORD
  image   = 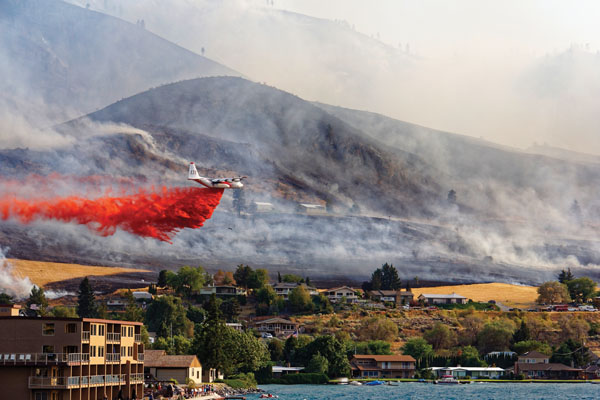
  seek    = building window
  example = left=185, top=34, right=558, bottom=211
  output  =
left=128, top=346, right=132, bottom=356
left=91, top=324, right=97, bottom=336
left=65, top=323, right=77, bottom=334
left=99, top=346, right=104, bottom=357
left=90, top=346, right=96, bottom=357
left=42, top=323, right=55, bottom=336
left=128, top=326, right=134, bottom=337
left=121, top=327, right=126, bottom=336
left=121, top=347, right=125, bottom=357
left=42, top=345, right=54, bottom=354
left=35, top=393, right=48, bottom=400
left=99, top=325, right=105, bottom=336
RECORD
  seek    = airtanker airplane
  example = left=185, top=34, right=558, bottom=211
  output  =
left=188, top=162, right=245, bottom=189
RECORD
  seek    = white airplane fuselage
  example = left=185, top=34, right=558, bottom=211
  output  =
left=188, top=162, right=244, bottom=189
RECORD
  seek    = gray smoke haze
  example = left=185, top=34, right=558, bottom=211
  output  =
left=1, top=1, right=600, bottom=287
left=65, top=0, right=600, bottom=154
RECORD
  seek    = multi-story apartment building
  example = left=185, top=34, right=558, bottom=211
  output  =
left=0, top=316, right=144, bottom=400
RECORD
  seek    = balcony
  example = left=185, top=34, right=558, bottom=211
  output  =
left=106, top=353, right=121, bottom=363
left=130, top=373, right=144, bottom=384
left=82, top=331, right=90, bottom=342
left=106, top=332, right=121, bottom=343
left=134, top=334, right=142, bottom=343
left=2, top=353, right=89, bottom=366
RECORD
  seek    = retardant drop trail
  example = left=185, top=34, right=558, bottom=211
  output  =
left=0, top=187, right=224, bottom=243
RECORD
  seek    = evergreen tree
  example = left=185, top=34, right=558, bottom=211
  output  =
left=123, top=290, right=144, bottom=322
left=77, top=277, right=98, bottom=318
left=558, top=268, right=574, bottom=284
left=193, top=294, right=227, bottom=371
left=371, top=269, right=383, bottom=290
left=277, top=271, right=282, bottom=283
left=0, top=292, right=14, bottom=305
left=512, top=320, right=530, bottom=344
left=306, top=277, right=311, bottom=286
left=27, top=285, right=49, bottom=316
left=380, top=263, right=401, bottom=290
left=158, top=270, right=169, bottom=287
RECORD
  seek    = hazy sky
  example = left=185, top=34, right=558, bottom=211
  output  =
left=277, top=0, right=600, bottom=58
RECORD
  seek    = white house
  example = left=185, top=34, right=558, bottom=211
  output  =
left=418, top=293, right=467, bottom=305
left=429, top=366, right=505, bottom=379
left=323, top=286, right=359, bottom=303
left=132, top=291, right=153, bottom=301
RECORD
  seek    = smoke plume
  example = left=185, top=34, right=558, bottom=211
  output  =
left=0, top=248, right=33, bottom=299
left=0, top=187, right=223, bottom=243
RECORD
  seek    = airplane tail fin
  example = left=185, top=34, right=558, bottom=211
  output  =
left=188, top=162, right=201, bottom=180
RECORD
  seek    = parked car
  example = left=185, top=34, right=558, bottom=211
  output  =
left=261, top=332, right=273, bottom=338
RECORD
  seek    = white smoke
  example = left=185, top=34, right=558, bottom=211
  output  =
left=0, top=248, right=34, bottom=300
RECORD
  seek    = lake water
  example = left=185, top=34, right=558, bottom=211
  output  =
left=252, top=383, right=600, bottom=399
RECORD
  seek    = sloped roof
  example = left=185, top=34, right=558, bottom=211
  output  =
left=516, top=362, right=581, bottom=372
left=352, top=354, right=416, bottom=362
left=144, top=350, right=201, bottom=368
left=418, top=293, right=467, bottom=299
left=520, top=351, right=549, bottom=358
left=255, top=317, right=298, bottom=325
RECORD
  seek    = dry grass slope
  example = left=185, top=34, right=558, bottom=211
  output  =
left=8, top=259, right=150, bottom=288
left=412, top=283, right=539, bottom=307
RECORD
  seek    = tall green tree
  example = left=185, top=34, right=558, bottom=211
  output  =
left=27, top=285, right=49, bottom=316
left=158, top=270, right=169, bottom=287
left=123, top=290, right=144, bottom=322
left=305, top=336, right=350, bottom=377
left=536, top=281, right=571, bottom=304
left=423, top=322, right=456, bottom=350
left=558, top=268, right=574, bottom=284
left=457, top=346, right=486, bottom=367
left=268, top=339, right=284, bottom=362
left=193, top=294, right=227, bottom=371
left=512, top=320, right=530, bottom=344
left=401, top=337, right=433, bottom=368
left=476, top=321, right=514, bottom=354
left=170, top=266, right=208, bottom=298
left=145, top=295, right=191, bottom=338
left=77, top=277, right=98, bottom=318
left=550, top=339, right=591, bottom=368
left=288, top=285, right=313, bottom=313
left=234, top=264, right=253, bottom=289
left=247, top=269, right=269, bottom=290
left=566, top=277, right=597, bottom=303
left=381, top=263, right=402, bottom=290
left=0, top=292, right=13, bottom=304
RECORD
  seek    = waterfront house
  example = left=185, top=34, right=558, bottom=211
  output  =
left=323, top=286, right=359, bottom=303
left=513, top=351, right=582, bottom=379
left=350, top=354, right=416, bottom=379
left=272, top=366, right=304, bottom=378
left=418, top=293, right=468, bottom=305
left=429, top=366, right=505, bottom=379
left=144, top=350, right=204, bottom=384
left=254, top=317, right=299, bottom=337
left=0, top=315, right=144, bottom=399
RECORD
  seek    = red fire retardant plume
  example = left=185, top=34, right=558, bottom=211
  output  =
left=0, top=187, right=224, bottom=243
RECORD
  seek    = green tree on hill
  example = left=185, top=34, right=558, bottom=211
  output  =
left=424, top=322, right=456, bottom=350
left=0, top=292, right=13, bottom=304
left=145, top=295, right=191, bottom=338
left=234, top=264, right=253, bottom=289
left=289, top=285, right=313, bottom=313
left=558, top=268, right=574, bottom=284
left=566, top=277, right=596, bottom=303
left=193, top=294, right=227, bottom=371
left=123, top=290, right=144, bottom=322
left=158, top=269, right=169, bottom=287
left=77, top=277, right=97, bottom=318
left=401, top=337, right=433, bottom=368
left=512, top=320, right=530, bottom=344
left=27, top=285, right=49, bottom=317
left=536, top=281, right=571, bottom=304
